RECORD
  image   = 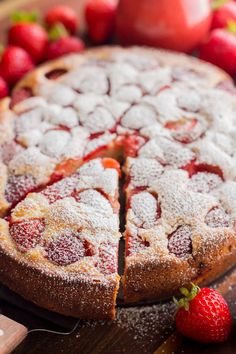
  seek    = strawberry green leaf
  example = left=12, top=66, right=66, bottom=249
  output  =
left=180, top=287, right=190, bottom=297
left=48, top=23, right=69, bottom=42
left=227, top=20, right=236, bottom=35
left=11, top=11, right=39, bottom=23
left=174, top=284, right=200, bottom=310
left=211, top=0, right=230, bottom=11
left=189, top=283, right=200, bottom=300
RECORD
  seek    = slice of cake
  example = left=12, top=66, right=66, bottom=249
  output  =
left=0, top=158, right=121, bottom=319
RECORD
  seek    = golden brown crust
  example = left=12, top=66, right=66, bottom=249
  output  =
left=123, top=227, right=236, bottom=303
left=1, top=46, right=236, bottom=319
left=0, top=247, right=119, bottom=319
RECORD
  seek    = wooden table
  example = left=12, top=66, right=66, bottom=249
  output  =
left=0, top=1, right=236, bottom=353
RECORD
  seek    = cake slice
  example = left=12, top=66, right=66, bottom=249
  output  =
left=0, top=158, right=121, bottom=319
left=123, top=153, right=236, bottom=303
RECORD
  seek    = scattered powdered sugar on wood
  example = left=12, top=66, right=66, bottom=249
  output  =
left=115, top=302, right=176, bottom=342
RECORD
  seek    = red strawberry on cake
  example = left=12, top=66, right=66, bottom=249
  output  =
left=1, top=47, right=236, bottom=319
left=1, top=158, right=121, bottom=319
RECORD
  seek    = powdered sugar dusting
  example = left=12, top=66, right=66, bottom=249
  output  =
left=168, top=225, right=192, bottom=258
left=1, top=47, right=236, bottom=319
left=114, top=302, right=176, bottom=343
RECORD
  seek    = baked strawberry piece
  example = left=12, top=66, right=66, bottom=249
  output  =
left=167, top=225, right=192, bottom=258
left=124, top=157, right=164, bottom=193
left=205, top=207, right=230, bottom=228
left=1, top=47, right=236, bottom=320
left=45, top=230, right=88, bottom=266
left=123, top=168, right=234, bottom=303
left=165, top=118, right=205, bottom=144
left=4, top=174, right=37, bottom=207
left=125, top=191, right=161, bottom=256
left=4, top=158, right=121, bottom=319
left=9, top=218, right=45, bottom=253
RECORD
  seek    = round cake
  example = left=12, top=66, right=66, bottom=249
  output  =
left=0, top=46, right=236, bottom=320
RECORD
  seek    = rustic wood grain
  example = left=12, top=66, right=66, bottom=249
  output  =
left=0, top=0, right=235, bottom=353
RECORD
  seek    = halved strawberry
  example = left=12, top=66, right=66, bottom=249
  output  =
left=128, top=191, right=161, bottom=228
left=205, top=207, right=230, bottom=228
left=168, top=225, right=192, bottom=258
left=41, top=176, right=77, bottom=204
left=97, top=242, right=117, bottom=274
left=5, top=174, right=37, bottom=206
left=46, top=231, right=86, bottom=266
left=165, top=118, right=199, bottom=143
left=10, top=218, right=45, bottom=253
left=126, top=233, right=150, bottom=257
left=190, top=171, right=222, bottom=193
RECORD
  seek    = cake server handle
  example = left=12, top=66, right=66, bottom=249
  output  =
left=0, top=314, right=27, bottom=354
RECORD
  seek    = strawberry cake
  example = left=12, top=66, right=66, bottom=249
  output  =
left=0, top=46, right=236, bottom=319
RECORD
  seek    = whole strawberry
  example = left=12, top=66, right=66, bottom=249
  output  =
left=199, top=28, right=236, bottom=75
left=212, top=1, right=236, bottom=29
left=8, top=22, right=48, bottom=63
left=85, top=0, right=117, bottom=44
left=175, top=284, right=232, bottom=343
left=0, top=76, right=9, bottom=99
left=0, top=46, right=34, bottom=86
left=46, top=36, right=84, bottom=60
left=45, top=5, right=78, bottom=34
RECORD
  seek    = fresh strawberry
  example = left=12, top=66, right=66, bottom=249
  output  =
left=85, top=0, right=117, bottom=44
left=0, top=46, right=34, bottom=86
left=174, top=284, right=232, bottom=343
left=212, top=1, right=236, bottom=29
left=0, top=76, right=9, bottom=99
left=199, top=28, right=236, bottom=75
left=8, top=23, right=48, bottom=63
left=46, top=36, right=84, bottom=60
left=45, top=5, right=78, bottom=34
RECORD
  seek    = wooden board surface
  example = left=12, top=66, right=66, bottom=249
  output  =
left=0, top=1, right=236, bottom=353
left=1, top=267, right=235, bottom=354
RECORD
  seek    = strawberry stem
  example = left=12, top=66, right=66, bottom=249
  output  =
left=173, top=283, right=200, bottom=311
left=48, top=23, right=69, bottom=42
left=227, top=20, right=236, bottom=35
left=11, top=10, right=39, bottom=23
left=211, top=0, right=230, bottom=11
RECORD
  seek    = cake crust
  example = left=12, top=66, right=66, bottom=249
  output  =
left=0, top=46, right=236, bottom=318
left=0, top=246, right=119, bottom=319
